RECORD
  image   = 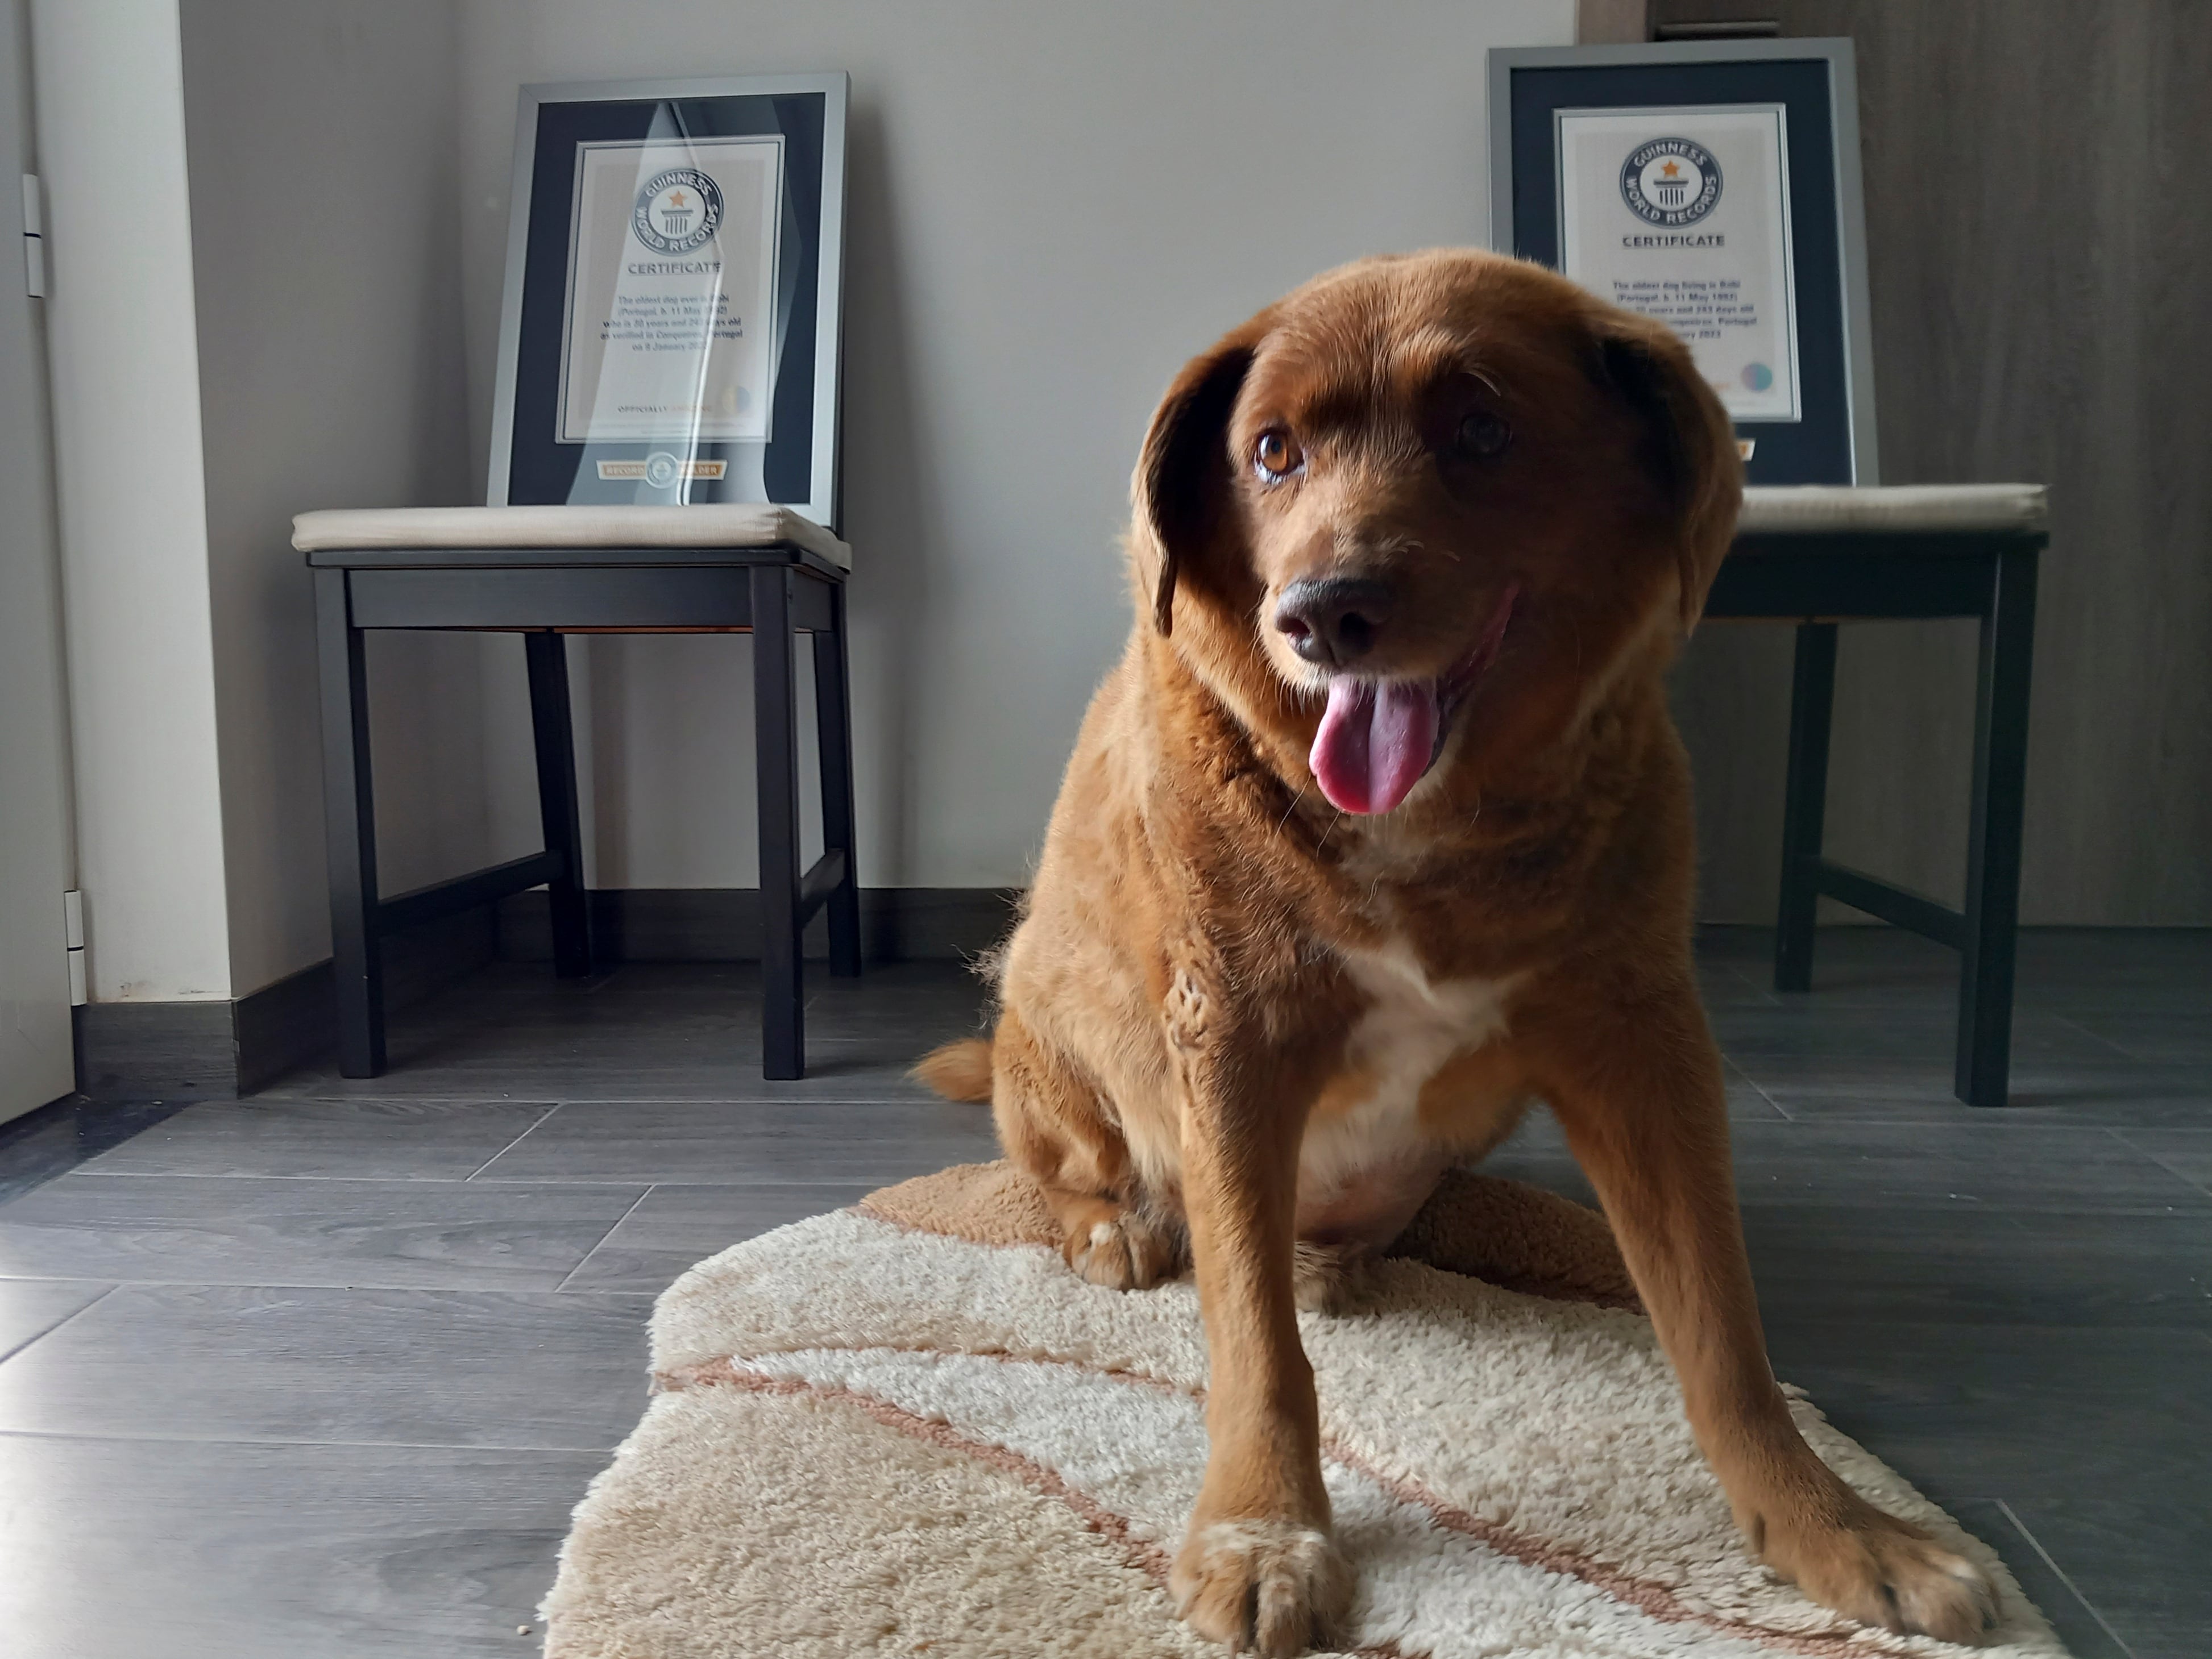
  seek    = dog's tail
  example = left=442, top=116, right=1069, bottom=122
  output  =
left=912, top=1036, right=993, bottom=1104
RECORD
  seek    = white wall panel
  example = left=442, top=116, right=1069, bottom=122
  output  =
left=31, top=0, right=231, bottom=1000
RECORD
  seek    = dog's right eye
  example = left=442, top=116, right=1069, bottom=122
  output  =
left=1457, top=410, right=1512, bottom=458
left=1254, top=430, right=1304, bottom=481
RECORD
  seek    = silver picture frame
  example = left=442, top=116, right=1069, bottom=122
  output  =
left=1488, top=40, right=1878, bottom=485
left=487, top=72, right=850, bottom=527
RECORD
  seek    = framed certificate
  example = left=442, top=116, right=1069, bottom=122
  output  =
left=1488, top=41, right=1877, bottom=486
left=489, top=74, right=848, bottom=525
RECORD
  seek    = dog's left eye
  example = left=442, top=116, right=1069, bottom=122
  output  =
left=1457, top=410, right=1511, bottom=457
left=1254, top=430, right=1304, bottom=481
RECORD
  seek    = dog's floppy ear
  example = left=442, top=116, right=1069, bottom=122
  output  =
left=1592, top=312, right=1744, bottom=634
left=1133, top=320, right=1267, bottom=636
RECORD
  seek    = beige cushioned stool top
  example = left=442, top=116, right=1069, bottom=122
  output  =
left=1738, top=484, right=2046, bottom=537
left=294, top=490, right=2041, bottom=571
left=292, top=503, right=851, bottom=570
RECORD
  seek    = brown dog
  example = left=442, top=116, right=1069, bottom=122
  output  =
left=917, top=250, right=1995, bottom=1655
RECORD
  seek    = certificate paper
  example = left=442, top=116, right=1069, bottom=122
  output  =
left=1558, top=105, right=1799, bottom=421
left=558, top=135, right=784, bottom=444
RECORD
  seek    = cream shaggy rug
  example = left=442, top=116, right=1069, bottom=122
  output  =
left=539, top=1161, right=2068, bottom=1659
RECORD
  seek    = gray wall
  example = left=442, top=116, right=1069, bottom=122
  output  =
left=164, top=0, right=2198, bottom=991
left=454, top=0, right=1576, bottom=892
left=1657, top=1, right=2212, bottom=924
left=181, top=0, right=533, bottom=993
left=170, top=0, right=1586, bottom=995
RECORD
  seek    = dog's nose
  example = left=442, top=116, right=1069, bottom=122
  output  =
left=1273, top=577, right=1393, bottom=667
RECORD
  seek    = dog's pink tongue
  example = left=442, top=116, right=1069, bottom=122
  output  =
left=1310, top=679, right=1440, bottom=815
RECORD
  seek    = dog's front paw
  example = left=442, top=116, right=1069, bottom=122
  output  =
left=1171, top=1519, right=1349, bottom=1657
left=1063, top=1209, right=1182, bottom=1291
left=1757, top=1497, right=1997, bottom=1643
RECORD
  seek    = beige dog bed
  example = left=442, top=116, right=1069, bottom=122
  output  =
left=539, top=1161, right=2066, bottom=1658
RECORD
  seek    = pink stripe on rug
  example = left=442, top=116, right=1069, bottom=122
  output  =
left=659, top=1353, right=1895, bottom=1659
left=663, top=1358, right=1409, bottom=1659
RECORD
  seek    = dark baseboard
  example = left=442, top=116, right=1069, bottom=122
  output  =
left=230, top=957, right=335, bottom=1097
left=74, top=1000, right=235, bottom=1104
left=496, top=885, right=1022, bottom=964
left=76, top=904, right=499, bottom=1104
left=73, top=888, right=1019, bottom=1103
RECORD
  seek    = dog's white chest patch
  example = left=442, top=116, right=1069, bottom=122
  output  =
left=1299, top=939, right=1517, bottom=1198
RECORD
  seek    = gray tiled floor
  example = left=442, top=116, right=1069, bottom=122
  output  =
left=0, top=930, right=2206, bottom=1657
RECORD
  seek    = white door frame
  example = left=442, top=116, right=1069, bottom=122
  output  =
left=0, top=0, right=77, bottom=1125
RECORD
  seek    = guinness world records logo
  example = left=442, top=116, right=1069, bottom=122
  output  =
left=1620, top=138, right=1722, bottom=227
left=632, top=167, right=724, bottom=255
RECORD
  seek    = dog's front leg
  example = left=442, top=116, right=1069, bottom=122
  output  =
left=1167, top=979, right=1348, bottom=1657
left=1533, top=974, right=1997, bottom=1643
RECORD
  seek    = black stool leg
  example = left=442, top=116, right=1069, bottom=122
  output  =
left=752, top=566, right=805, bottom=1079
left=524, top=631, right=593, bottom=977
left=814, top=582, right=862, bottom=978
left=314, top=568, right=385, bottom=1076
left=1774, top=621, right=1838, bottom=993
left=1956, top=548, right=2038, bottom=1107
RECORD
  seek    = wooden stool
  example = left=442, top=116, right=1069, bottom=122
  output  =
left=1706, top=485, right=2048, bottom=1107
left=296, top=504, right=860, bottom=1082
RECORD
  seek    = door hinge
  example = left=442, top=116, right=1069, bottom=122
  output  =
left=63, top=889, right=84, bottom=1005
left=23, top=174, right=44, bottom=298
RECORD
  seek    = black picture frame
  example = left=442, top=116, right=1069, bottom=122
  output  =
left=488, top=74, right=849, bottom=527
left=1488, top=41, right=1878, bottom=487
